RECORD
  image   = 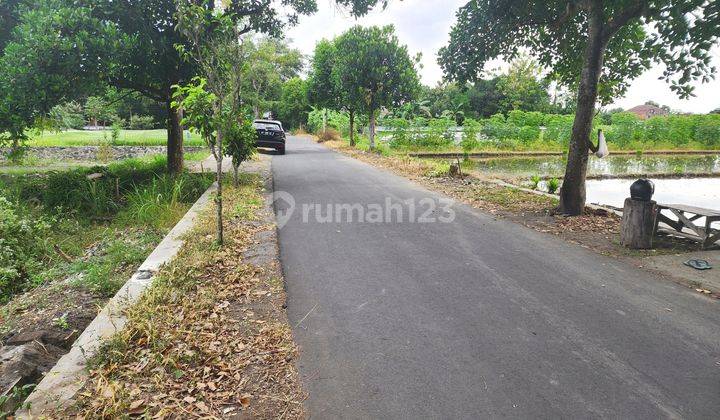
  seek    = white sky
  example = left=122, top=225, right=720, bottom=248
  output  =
left=285, top=0, right=720, bottom=114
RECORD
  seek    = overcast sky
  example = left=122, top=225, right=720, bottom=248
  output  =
left=285, top=0, right=720, bottom=114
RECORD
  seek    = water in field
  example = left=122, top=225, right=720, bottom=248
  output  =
left=470, top=154, right=720, bottom=178
left=586, top=178, right=720, bottom=211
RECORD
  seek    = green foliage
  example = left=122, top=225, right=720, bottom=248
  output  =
left=307, top=108, right=350, bottom=134
left=386, top=118, right=412, bottom=148
left=173, top=78, right=217, bottom=149
left=275, top=77, right=310, bottom=129
left=497, top=57, right=552, bottom=112
left=0, top=156, right=212, bottom=302
left=530, top=175, right=541, bottom=190
left=0, top=0, right=107, bottom=145
left=440, top=1, right=719, bottom=103
left=547, top=178, right=560, bottom=194
left=0, top=196, right=52, bottom=302
left=460, top=118, right=481, bottom=152
left=223, top=119, right=257, bottom=183
left=333, top=25, right=420, bottom=117
left=119, top=173, right=212, bottom=229
left=241, top=37, right=304, bottom=118
left=85, top=96, right=117, bottom=126
left=50, top=101, right=85, bottom=129
left=128, top=115, right=157, bottom=130
left=307, top=39, right=340, bottom=110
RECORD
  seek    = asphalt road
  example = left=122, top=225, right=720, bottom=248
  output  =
left=272, top=136, right=720, bottom=419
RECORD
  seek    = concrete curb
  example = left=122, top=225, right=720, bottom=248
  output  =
left=18, top=183, right=218, bottom=418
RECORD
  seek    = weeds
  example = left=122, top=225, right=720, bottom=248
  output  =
left=547, top=178, right=560, bottom=194
left=530, top=175, right=541, bottom=190
left=0, top=156, right=212, bottom=303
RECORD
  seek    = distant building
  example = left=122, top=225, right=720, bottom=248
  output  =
left=626, top=104, right=669, bottom=119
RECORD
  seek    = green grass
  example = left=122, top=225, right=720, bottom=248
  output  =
left=27, top=129, right=205, bottom=147
left=0, top=156, right=213, bottom=303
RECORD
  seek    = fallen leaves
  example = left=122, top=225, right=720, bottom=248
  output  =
left=69, top=176, right=305, bottom=419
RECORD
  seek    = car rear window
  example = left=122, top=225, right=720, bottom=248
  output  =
left=253, top=122, right=281, bottom=131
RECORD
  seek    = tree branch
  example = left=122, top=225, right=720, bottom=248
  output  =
left=603, top=0, right=646, bottom=40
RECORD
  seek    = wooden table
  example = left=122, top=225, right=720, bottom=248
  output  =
left=655, top=203, right=720, bottom=249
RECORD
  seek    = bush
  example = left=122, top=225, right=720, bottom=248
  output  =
left=49, top=101, right=85, bottom=129
left=307, top=108, right=350, bottom=135
left=0, top=196, right=52, bottom=302
left=129, top=115, right=157, bottom=130
left=416, top=118, right=454, bottom=148
left=460, top=118, right=481, bottom=152
left=385, top=118, right=411, bottom=147
left=317, top=128, right=342, bottom=143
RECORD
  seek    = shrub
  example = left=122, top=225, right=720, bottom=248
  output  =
left=696, top=114, right=720, bottom=146
left=223, top=119, right=257, bottom=184
left=128, top=115, right=157, bottom=130
left=0, top=196, right=52, bottom=303
left=416, top=118, right=454, bottom=148
left=530, top=175, right=541, bottom=190
left=317, top=128, right=342, bottom=143
left=49, top=101, right=85, bottom=129
left=460, top=118, right=481, bottom=152
left=307, top=108, right=350, bottom=135
left=386, top=118, right=411, bottom=148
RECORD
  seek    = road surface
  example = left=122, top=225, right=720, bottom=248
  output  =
left=272, top=135, right=720, bottom=419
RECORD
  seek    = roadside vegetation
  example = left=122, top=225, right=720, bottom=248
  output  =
left=69, top=173, right=304, bottom=418
left=0, top=156, right=212, bottom=306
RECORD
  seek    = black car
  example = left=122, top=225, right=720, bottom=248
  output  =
left=253, top=119, right=286, bottom=154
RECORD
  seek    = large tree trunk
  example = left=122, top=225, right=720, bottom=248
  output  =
left=166, top=100, right=184, bottom=175
left=349, top=110, right=355, bottom=146
left=558, top=14, right=607, bottom=215
left=368, top=109, right=376, bottom=150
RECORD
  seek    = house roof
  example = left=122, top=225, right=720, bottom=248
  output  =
left=626, top=104, right=668, bottom=116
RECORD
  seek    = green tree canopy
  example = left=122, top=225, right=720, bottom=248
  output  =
left=276, top=77, right=310, bottom=130
left=333, top=25, right=420, bottom=148
left=241, top=37, right=304, bottom=118
left=307, top=39, right=341, bottom=110
left=439, top=0, right=719, bottom=215
left=0, top=0, right=108, bottom=149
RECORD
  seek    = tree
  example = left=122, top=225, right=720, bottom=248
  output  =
left=0, top=0, right=106, bottom=155
left=306, top=39, right=343, bottom=138
left=241, top=37, right=303, bottom=118
left=439, top=0, right=720, bottom=215
left=84, top=96, right=117, bottom=127
left=174, top=2, right=249, bottom=246
left=466, top=78, right=505, bottom=117
left=333, top=25, right=420, bottom=149
left=497, top=56, right=552, bottom=112
left=276, top=77, right=310, bottom=130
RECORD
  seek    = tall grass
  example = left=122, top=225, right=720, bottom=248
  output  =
left=119, top=174, right=210, bottom=229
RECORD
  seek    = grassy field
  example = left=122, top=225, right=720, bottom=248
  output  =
left=27, top=129, right=206, bottom=147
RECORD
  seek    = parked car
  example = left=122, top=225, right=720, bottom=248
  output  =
left=253, top=119, right=285, bottom=154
